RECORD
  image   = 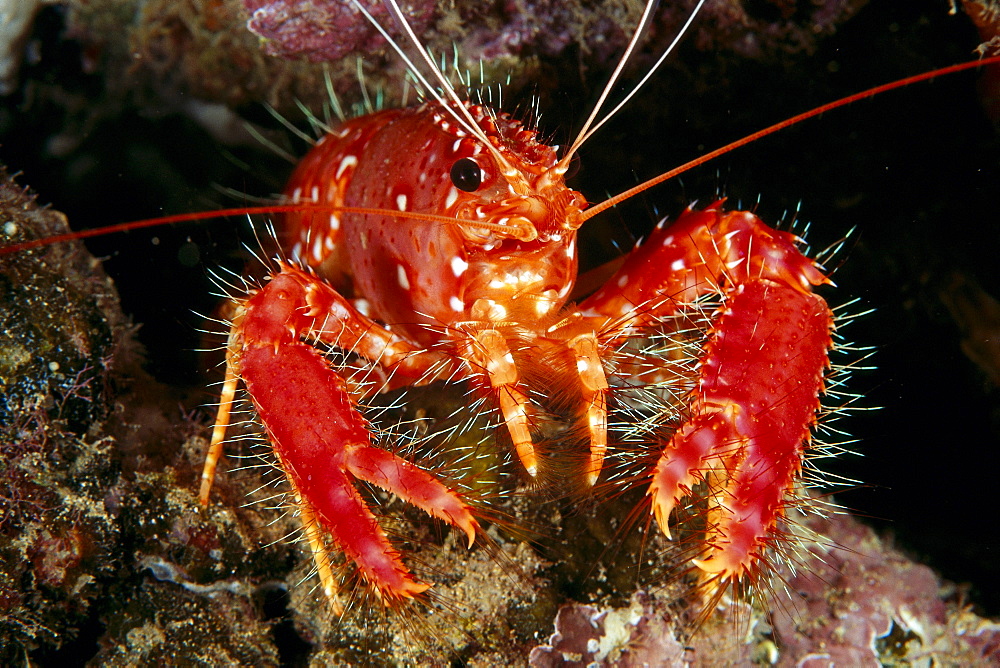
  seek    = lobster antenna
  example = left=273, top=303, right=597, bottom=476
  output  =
left=557, top=0, right=708, bottom=173
left=381, top=0, right=521, bottom=176
left=0, top=204, right=538, bottom=256
left=579, top=53, right=1000, bottom=223
left=351, top=0, right=518, bottom=176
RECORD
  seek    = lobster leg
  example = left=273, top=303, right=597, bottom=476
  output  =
left=567, top=332, right=610, bottom=486
left=461, top=328, right=538, bottom=477
left=546, top=317, right=612, bottom=485
left=206, top=265, right=479, bottom=604
left=581, top=203, right=833, bottom=587
left=202, top=263, right=452, bottom=501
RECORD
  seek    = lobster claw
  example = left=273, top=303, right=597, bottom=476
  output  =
left=203, top=266, right=480, bottom=607
left=583, top=205, right=834, bottom=593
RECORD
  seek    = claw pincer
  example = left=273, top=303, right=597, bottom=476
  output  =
left=586, top=203, right=834, bottom=589
left=224, top=269, right=479, bottom=604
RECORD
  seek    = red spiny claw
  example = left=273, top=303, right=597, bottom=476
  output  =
left=210, top=266, right=479, bottom=606
left=344, top=445, right=478, bottom=549
left=585, top=204, right=834, bottom=593
left=687, top=282, right=832, bottom=581
left=653, top=271, right=833, bottom=590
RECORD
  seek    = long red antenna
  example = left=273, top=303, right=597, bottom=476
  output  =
left=579, top=54, right=1000, bottom=223
left=0, top=204, right=535, bottom=256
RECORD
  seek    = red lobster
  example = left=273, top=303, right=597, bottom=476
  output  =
left=197, top=0, right=835, bottom=610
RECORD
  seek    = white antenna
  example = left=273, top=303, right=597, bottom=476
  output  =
left=557, top=0, right=708, bottom=172
left=350, top=0, right=517, bottom=175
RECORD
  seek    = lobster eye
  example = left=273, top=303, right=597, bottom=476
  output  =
left=450, top=158, right=483, bottom=192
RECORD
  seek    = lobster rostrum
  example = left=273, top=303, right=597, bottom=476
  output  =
left=198, top=0, right=839, bottom=611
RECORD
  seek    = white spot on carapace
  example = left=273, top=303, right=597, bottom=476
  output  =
left=450, top=296, right=464, bottom=312
left=661, top=234, right=675, bottom=246
left=396, top=194, right=408, bottom=211
left=534, top=290, right=558, bottom=317
left=503, top=352, right=514, bottom=365
left=335, top=155, right=358, bottom=179
left=577, top=358, right=590, bottom=374
left=486, top=300, right=507, bottom=320
left=396, top=265, right=410, bottom=290
left=329, top=214, right=341, bottom=231
left=670, top=259, right=686, bottom=272
left=450, top=256, right=468, bottom=277
left=566, top=238, right=576, bottom=259
left=521, top=269, right=544, bottom=284
left=616, top=274, right=629, bottom=288
left=290, top=241, right=304, bottom=262
left=291, top=187, right=302, bottom=203
left=354, top=299, right=371, bottom=317
left=452, top=139, right=462, bottom=153
left=311, top=235, right=324, bottom=263
left=419, top=172, right=427, bottom=184
left=310, top=186, right=319, bottom=202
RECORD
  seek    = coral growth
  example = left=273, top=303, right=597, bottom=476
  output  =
left=528, top=514, right=1000, bottom=666
left=244, top=0, right=437, bottom=62
left=0, top=167, right=118, bottom=430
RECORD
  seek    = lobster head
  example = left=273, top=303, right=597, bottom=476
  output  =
left=282, top=100, right=588, bottom=344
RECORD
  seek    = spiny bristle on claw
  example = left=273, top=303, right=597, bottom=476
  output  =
left=586, top=209, right=868, bottom=630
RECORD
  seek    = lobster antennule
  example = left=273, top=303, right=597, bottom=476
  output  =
left=350, top=0, right=519, bottom=177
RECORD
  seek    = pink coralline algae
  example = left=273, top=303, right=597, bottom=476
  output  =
left=243, top=0, right=436, bottom=61
left=528, top=513, right=1000, bottom=666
